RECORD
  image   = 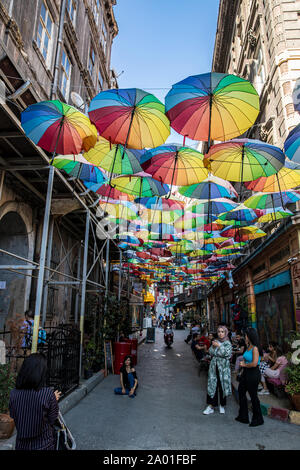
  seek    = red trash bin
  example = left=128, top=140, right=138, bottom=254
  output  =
left=130, top=338, right=138, bottom=366
left=113, top=342, right=131, bottom=375
left=122, top=338, right=138, bottom=365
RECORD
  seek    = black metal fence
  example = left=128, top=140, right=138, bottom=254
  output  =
left=0, top=324, right=80, bottom=398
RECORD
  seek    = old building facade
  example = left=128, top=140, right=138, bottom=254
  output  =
left=208, top=0, right=300, bottom=347
left=0, top=0, right=122, bottom=330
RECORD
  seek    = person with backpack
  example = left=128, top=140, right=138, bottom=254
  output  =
left=21, top=310, right=46, bottom=348
left=21, top=310, right=34, bottom=348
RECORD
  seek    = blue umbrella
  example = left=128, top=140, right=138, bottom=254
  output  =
left=284, top=123, right=300, bottom=163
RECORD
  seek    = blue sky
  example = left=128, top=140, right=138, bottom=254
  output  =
left=111, top=0, right=220, bottom=146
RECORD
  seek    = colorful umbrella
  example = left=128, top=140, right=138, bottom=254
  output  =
left=165, top=72, right=259, bottom=145
left=141, top=144, right=208, bottom=192
left=88, top=88, right=170, bottom=150
left=218, top=204, right=262, bottom=222
left=110, top=173, right=169, bottom=198
left=244, top=191, right=300, bottom=210
left=52, top=155, right=107, bottom=184
left=98, top=201, right=138, bottom=220
left=84, top=136, right=143, bottom=177
left=284, top=123, right=300, bottom=163
left=204, top=139, right=285, bottom=184
left=233, top=229, right=267, bottom=243
left=244, top=159, right=300, bottom=192
left=179, top=174, right=237, bottom=200
left=134, top=196, right=184, bottom=212
left=21, top=100, right=97, bottom=159
left=174, top=214, right=210, bottom=231
left=84, top=182, right=135, bottom=201
left=257, top=209, right=294, bottom=223
left=114, top=233, right=141, bottom=246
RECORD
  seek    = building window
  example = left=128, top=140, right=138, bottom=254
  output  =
left=88, top=45, right=95, bottom=77
left=285, top=103, right=294, bottom=117
left=36, top=1, right=54, bottom=66
left=283, top=81, right=291, bottom=96
left=67, top=0, right=77, bottom=25
left=98, top=68, right=103, bottom=91
left=60, top=49, right=71, bottom=99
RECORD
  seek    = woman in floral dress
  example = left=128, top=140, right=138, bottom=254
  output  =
left=203, top=325, right=232, bottom=415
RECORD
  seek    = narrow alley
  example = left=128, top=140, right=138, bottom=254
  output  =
left=63, top=329, right=300, bottom=450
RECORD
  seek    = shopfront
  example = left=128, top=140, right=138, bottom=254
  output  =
left=254, top=270, right=295, bottom=352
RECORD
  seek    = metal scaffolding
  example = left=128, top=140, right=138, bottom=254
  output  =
left=0, top=100, right=129, bottom=371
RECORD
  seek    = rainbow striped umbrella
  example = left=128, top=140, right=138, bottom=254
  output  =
left=110, top=173, right=169, bottom=198
left=83, top=182, right=135, bottom=201
left=165, top=72, right=259, bottom=144
left=257, top=209, right=294, bottom=223
left=284, top=123, right=300, bottom=163
left=204, top=139, right=285, bottom=182
left=84, top=136, right=143, bottom=177
left=21, top=100, right=97, bottom=159
left=88, top=88, right=170, bottom=150
left=141, top=144, right=208, bottom=191
left=52, top=155, right=106, bottom=184
left=134, top=196, right=184, bottom=212
left=244, top=159, right=300, bottom=192
left=218, top=204, right=262, bottom=222
left=244, top=191, right=300, bottom=210
left=179, top=174, right=237, bottom=200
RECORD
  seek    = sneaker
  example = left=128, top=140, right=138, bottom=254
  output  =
left=258, top=389, right=270, bottom=395
left=219, top=406, right=225, bottom=414
left=257, top=386, right=263, bottom=391
left=203, top=406, right=214, bottom=415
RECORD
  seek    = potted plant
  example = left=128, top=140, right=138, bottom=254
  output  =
left=0, top=363, right=16, bottom=439
left=83, top=339, right=96, bottom=380
left=285, top=331, right=300, bottom=411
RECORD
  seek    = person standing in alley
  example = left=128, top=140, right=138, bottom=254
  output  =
left=235, top=327, right=264, bottom=427
left=9, top=353, right=61, bottom=450
left=203, top=325, right=232, bottom=415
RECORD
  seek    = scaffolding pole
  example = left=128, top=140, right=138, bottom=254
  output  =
left=31, top=165, right=54, bottom=353
left=41, top=216, right=54, bottom=327
left=79, top=211, right=90, bottom=378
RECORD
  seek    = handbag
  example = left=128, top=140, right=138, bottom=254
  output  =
left=54, top=411, right=76, bottom=450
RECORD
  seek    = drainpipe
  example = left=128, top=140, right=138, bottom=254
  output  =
left=51, top=0, right=67, bottom=100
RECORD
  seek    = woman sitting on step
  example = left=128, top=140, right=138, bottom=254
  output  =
left=114, top=355, right=138, bottom=398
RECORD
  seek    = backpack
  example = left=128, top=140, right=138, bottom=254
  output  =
left=24, top=320, right=33, bottom=347
left=24, top=321, right=46, bottom=347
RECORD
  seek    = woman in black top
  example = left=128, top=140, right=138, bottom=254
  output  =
left=114, top=355, right=138, bottom=398
left=9, top=353, right=61, bottom=450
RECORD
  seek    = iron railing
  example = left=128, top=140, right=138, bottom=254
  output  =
left=0, top=324, right=80, bottom=398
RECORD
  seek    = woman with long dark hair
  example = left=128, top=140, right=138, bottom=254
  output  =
left=114, top=355, right=138, bottom=398
left=235, top=327, right=264, bottom=427
left=9, top=353, right=61, bottom=450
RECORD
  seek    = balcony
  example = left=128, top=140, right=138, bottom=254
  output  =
left=171, top=287, right=207, bottom=305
